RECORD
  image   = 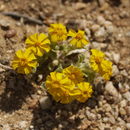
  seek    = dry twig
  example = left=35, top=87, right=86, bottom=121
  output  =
left=1, top=12, right=43, bottom=25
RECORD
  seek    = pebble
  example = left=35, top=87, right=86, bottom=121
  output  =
left=123, top=92, right=130, bottom=101
left=111, top=52, right=120, bottom=64
left=120, top=70, right=128, bottom=77
left=86, top=111, right=96, bottom=120
left=119, top=100, right=127, bottom=107
left=97, top=16, right=106, bottom=25
left=103, top=21, right=114, bottom=33
left=91, top=42, right=107, bottom=49
left=103, top=117, right=108, bottom=123
left=94, top=27, right=107, bottom=42
left=5, top=29, right=17, bottom=38
left=112, top=65, right=119, bottom=76
left=30, top=125, right=34, bottom=129
left=91, top=24, right=100, bottom=32
left=19, top=121, right=27, bottom=128
left=116, top=127, right=122, bottom=130
left=74, top=2, right=86, bottom=10
left=109, top=116, right=116, bottom=124
left=125, top=106, right=130, bottom=115
left=126, top=123, right=130, bottom=129
left=39, top=96, right=52, bottom=110
left=105, top=81, right=118, bottom=97
left=119, top=108, right=126, bottom=116
left=0, top=19, right=10, bottom=29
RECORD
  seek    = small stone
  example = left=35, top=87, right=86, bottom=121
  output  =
left=119, top=108, right=126, bottom=116
left=0, top=19, right=10, bottom=29
left=125, top=106, right=130, bottom=115
left=119, top=100, right=127, bottom=107
left=104, top=21, right=115, bottom=33
left=91, top=24, right=100, bottom=32
left=126, top=123, right=130, bottom=129
left=38, top=74, right=43, bottom=82
left=86, top=111, right=96, bottom=120
left=5, top=29, right=16, bottom=38
left=112, top=65, right=119, bottom=76
left=2, top=124, right=10, bottom=130
left=85, top=28, right=91, bottom=38
left=103, top=117, right=108, bottom=123
left=109, top=116, right=116, bottom=124
left=105, top=81, right=118, bottom=97
left=74, top=2, right=86, bottom=10
left=97, top=16, right=106, bottom=25
left=30, top=125, right=34, bottom=129
left=120, top=70, right=128, bottom=77
left=104, top=104, right=112, bottom=112
left=91, top=42, right=107, bottom=49
left=0, top=4, right=5, bottom=11
left=39, top=96, right=52, bottom=110
left=126, top=117, right=130, bottom=123
left=111, top=52, right=120, bottom=64
left=123, top=92, right=130, bottom=101
left=94, top=27, right=107, bottom=42
left=106, top=24, right=115, bottom=33
left=19, top=121, right=27, bottom=128
left=116, top=127, right=122, bottom=130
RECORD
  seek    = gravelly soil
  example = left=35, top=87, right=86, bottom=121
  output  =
left=0, top=0, right=130, bottom=130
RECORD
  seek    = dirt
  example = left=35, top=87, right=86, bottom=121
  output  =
left=0, top=0, right=130, bottom=130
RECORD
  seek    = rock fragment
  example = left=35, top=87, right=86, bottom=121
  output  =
left=39, top=96, right=52, bottom=110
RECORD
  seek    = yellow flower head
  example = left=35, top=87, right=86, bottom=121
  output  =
left=12, top=49, right=38, bottom=74
left=45, top=72, right=75, bottom=104
left=63, top=65, right=84, bottom=84
left=68, top=30, right=89, bottom=48
left=76, top=82, right=93, bottom=103
left=48, top=23, right=67, bottom=43
left=90, top=49, right=105, bottom=72
left=25, top=33, right=50, bottom=56
left=99, top=59, right=112, bottom=80
left=90, top=49, right=112, bottom=80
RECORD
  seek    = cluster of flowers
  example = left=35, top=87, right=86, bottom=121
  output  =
left=46, top=65, right=93, bottom=104
left=11, top=23, right=112, bottom=104
left=12, top=23, right=89, bottom=74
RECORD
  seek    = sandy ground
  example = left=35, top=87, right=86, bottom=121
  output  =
left=0, top=0, right=130, bottom=130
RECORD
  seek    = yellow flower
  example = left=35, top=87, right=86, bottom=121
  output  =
left=48, top=23, right=67, bottom=43
left=12, top=49, right=38, bottom=74
left=76, top=82, right=93, bottom=103
left=90, top=49, right=112, bottom=80
left=63, top=65, right=84, bottom=84
left=90, top=49, right=105, bottom=72
left=99, top=59, right=112, bottom=80
left=45, top=72, right=75, bottom=104
left=68, top=30, right=89, bottom=48
left=25, top=33, right=50, bottom=56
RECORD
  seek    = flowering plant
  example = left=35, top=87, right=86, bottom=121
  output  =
left=12, top=23, right=112, bottom=104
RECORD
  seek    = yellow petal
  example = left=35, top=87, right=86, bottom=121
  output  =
left=16, top=50, right=24, bottom=58
left=28, top=61, right=37, bottom=68
left=68, top=29, right=76, bottom=37
left=38, top=33, right=48, bottom=43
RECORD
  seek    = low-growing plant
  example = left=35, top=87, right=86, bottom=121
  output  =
left=11, top=23, right=112, bottom=104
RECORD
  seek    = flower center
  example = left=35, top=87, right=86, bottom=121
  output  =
left=54, top=81, right=60, bottom=88
left=71, top=74, right=76, bottom=80
left=20, top=58, right=28, bottom=66
left=75, top=33, right=83, bottom=40
left=95, top=57, right=101, bottom=64
left=35, top=42, right=41, bottom=47
left=54, top=28, right=65, bottom=36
